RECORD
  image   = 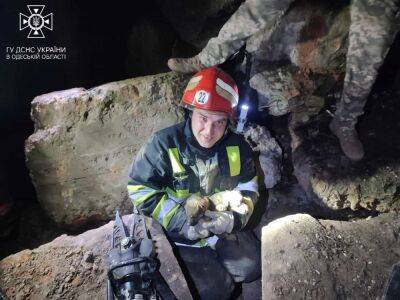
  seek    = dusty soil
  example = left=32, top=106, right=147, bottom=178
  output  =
left=0, top=215, right=191, bottom=300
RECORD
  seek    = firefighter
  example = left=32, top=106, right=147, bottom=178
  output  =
left=127, top=67, right=261, bottom=299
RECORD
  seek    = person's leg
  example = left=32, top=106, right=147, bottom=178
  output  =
left=215, top=231, right=261, bottom=283
left=168, top=0, right=295, bottom=73
left=331, top=0, right=400, bottom=160
left=198, top=0, right=295, bottom=66
left=176, top=246, right=235, bottom=300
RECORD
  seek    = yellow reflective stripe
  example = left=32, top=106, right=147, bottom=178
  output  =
left=152, top=194, right=167, bottom=220
left=166, top=187, right=190, bottom=199
left=176, top=189, right=189, bottom=198
left=152, top=194, right=180, bottom=229
left=162, top=204, right=180, bottom=229
left=132, top=190, right=159, bottom=206
left=127, top=184, right=145, bottom=194
left=226, top=146, right=240, bottom=176
left=168, top=148, right=185, bottom=174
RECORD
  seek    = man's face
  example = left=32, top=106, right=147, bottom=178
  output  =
left=191, top=109, right=228, bottom=148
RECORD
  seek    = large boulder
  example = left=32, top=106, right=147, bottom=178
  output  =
left=0, top=214, right=192, bottom=300
left=25, top=73, right=188, bottom=228
left=262, top=213, right=400, bottom=299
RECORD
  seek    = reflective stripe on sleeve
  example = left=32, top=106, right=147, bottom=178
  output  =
left=226, top=146, right=240, bottom=176
left=165, top=187, right=189, bottom=204
left=127, top=185, right=161, bottom=206
left=152, top=195, right=181, bottom=229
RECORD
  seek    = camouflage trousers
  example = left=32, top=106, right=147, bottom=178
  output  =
left=198, top=0, right=400, bottom=125
left=336, top=0, right=400, bottom=125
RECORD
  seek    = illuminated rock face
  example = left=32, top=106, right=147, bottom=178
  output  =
left=25, top=73, right=187, bottom=228
left=261, top=213, right=400, bottom=299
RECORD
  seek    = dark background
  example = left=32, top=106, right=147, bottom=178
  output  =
left=0, top=0, right=186, bottom=205
left=0, top=0, right=399, bottom=252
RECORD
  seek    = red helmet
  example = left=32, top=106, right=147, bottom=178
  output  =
left=181, top=67, right=239, bottom=117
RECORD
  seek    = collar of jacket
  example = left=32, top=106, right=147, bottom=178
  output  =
left=183, top=118, right=231, bottom=161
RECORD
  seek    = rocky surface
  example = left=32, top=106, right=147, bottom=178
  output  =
left=14, top=1, right=399, bottom=297
left=290, top=91, right=400, bottom=213
left=0, top=214, right=191, bottom=300
left=25, top=73, right=188, bottom=229
left=244, top=124, right=282, bottom=189
left=261, top=213, right=400, bottom=299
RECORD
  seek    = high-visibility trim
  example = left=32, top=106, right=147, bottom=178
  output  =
left=168, top=148, right=185, bottom=175
left=216, top=78, right=239, bottom=107
left=162, top=204, right=180, bottom=229
left=127, top=184, right=145, bottom=194
left=152, top=194, right=181, bottom=229
left=234, top=176, right=259, bottom=196
left=226, top=146, right=240, bottom=176
left=165, top=187, right=190, bottom=203
left=152, top=194, right=167, bottom=221
left=130, top=190, right=160, bottom=206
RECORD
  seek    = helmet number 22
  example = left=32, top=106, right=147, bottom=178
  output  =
left=195, top=90, right=209, bottom=105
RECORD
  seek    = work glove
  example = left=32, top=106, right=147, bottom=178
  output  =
left=180, top=218, right=211, bottom=241
left=202, top=210, right=235, bottom=235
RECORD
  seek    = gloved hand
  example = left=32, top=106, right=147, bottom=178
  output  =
left=180, top=218, right=211, bottom=240
left=202, top=210, right=235, bottom=235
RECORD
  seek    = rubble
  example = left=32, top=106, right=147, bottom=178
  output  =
left=262, top=213, right=400, bottom=299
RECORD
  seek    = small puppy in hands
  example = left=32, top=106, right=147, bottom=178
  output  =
left=184, top=190, right=248, bottom=226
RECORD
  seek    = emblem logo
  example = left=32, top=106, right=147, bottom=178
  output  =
left=19, top=5, right=53, bottom=38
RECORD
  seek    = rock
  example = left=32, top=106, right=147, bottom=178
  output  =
left=83, top=251, right=94, bottom=263
left=0, top=214, right=192, bottom=300
left=290, top=92, right=400, bottom=213
left=25, top=73, right=188, bottom=228
left=254, top=182, right=330, bottom=241
left=243, top=124, right=282, bottom=189
left=261, top=213, right=400, bottom=299
left=250, top=64, right=302, bottom=116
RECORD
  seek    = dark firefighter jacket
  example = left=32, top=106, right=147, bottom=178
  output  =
left=127, top=119, right=258, bottom=246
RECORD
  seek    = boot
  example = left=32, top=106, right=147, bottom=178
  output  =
left=329, top=117, right=364, bottom=161
left=167, top=56, right=205, bottom=73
